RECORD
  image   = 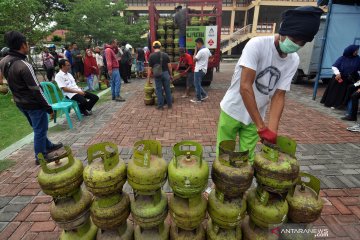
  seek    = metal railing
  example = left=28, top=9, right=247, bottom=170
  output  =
left=256, top=23, right=275, bottom=33
left=221, top=22, right=275, bottom=52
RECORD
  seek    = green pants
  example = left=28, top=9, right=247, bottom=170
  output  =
left=216, top=110, right=259, bottom=164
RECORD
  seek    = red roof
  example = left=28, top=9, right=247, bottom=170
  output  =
left=46, top=30, right=68, bottom=42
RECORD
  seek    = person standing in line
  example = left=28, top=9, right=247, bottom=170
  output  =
left=0, top=31, right=63, bottom=165
left=217, top=6, right=323, bottom=163
left=42, top=47, right=55, bottom=81
left=120, top=42, right=131, bottom=83
left=147, top=41, right=173, bottom=110
left=49, top=44, right=60, bottom=70
left=144, top=46, right=150, bottom=63
left=191, top=38, right=211, bottom=103
left=94, top=47, right=109, bottom=89
left=136, top=47, right=146, bottom=78
left=105, top=40, right=125, bottom=102
left=71, top=42, right=83, bottom=81
left=64, top=44, right=73, bottom=67
left=84, top=49, right=99, bottom=91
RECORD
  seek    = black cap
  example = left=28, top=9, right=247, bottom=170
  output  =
left=279, top=6, right=323, bottom=42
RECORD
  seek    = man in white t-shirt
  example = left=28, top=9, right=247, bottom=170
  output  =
left=191, top=38, right=212, bottom=103
left=217, top=6, right=323, bottom=163
left=55, top=59, right=99, bottom=116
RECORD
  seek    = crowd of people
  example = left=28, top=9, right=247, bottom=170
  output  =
left=1, top=3, right=359, bottom=169
left=320, top=44, right=360, bottom=132
left=40, top=41, right=151, bottom=91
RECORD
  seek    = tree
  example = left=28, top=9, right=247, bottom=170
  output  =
left=0, top=0, right=68, bottom=47
left=52, top=35, right=62, bottom=42
left=55, top=0, right=148, bottom=48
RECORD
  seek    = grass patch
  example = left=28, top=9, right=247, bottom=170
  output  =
left=0, top=94, right=32, bottom=151
left=97, top=91, right=112, bottom=105
left=0, top=159, right=16, bottom=172
left=0, top=83, right=110, bottom=151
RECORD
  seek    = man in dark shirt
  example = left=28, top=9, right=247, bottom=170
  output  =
left=174, top=5, right=187, bottom=48
left=0, top=31, right=62, bottom=165
left=147, top=41, right=173, bottom=110
left=71, top=42, right=83, bottom=81
left=136, top=47, right=146, bottom=78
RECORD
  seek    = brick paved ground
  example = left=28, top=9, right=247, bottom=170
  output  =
left=1, top=62, right=360, bottom=239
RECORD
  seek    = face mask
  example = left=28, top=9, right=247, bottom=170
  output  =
left=279, top=37, right=302, bottom=54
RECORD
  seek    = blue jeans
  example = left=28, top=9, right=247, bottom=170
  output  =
left=136, top=61, right=144, bottom=72
left=155, top=71, right=172, bottom=108
left=110, top=69, right=121, bottom=99
left=345, top=101, right=352, bottom=116
left=179, top=35, right=186, bottom=48
left=87, top=74, right=94, bottom=91
left=18, top=108, right=54, bottom=160
left=194, top=70, right=207, bottom=101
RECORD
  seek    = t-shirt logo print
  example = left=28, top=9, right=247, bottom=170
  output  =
left=255, top=66, right=281, bottom=95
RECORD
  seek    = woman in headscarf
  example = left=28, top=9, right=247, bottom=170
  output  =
left=321, top=45, right=360, bottom=108
left=84, top=49, right=99, bottom=91
left=144, top=46, right=150, bottom=63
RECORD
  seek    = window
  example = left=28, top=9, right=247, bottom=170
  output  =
left=125, top=0, right=148, bottom=6
left=223, top=0, right=233, bottom=7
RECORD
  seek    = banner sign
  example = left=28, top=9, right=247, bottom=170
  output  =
left=186, top=25, right=217, bottom=49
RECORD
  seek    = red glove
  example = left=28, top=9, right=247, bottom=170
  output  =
left=257, top=127, right=277, bottom=144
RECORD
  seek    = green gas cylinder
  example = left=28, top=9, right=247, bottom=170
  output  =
left=168, top=141, right=209, bottom=198
left=83, top=142, right=127, bottom=196
left=37, top=146, right=83, bottom=198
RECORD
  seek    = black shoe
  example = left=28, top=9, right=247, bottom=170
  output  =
left=47, top=142, right=63, bottom=153
left=35, top=154, right=57, bottom=165
left=156, top=106, right=164, bottom=110
left=82, top=111, right=90, bottom=116
left=124, top=81, right=130, bottom=84
left=341, top=116, right=356, bottom=121
left=85, top=110, right=93, bottom=116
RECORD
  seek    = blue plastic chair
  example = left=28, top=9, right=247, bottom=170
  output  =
left=61, top=97, right=83, bottom=121
left=40, top=82, right=80, bottom=129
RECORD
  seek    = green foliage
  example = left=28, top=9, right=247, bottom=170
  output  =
left=52, top=35, right=63, bottom=42
left=0, top=0, right=69, bottom=47
left=0, top=94, right=32, bottom=151
left=55, top=0, right=148, bottom=48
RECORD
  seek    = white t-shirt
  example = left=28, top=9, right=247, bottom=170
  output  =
left=195, top=47, right=212, bottom=74
left=55, top=70, right=82, bottom=99
left=220, top=36, right=299, bottom=125
left=95, top=53, right=104, bottom=67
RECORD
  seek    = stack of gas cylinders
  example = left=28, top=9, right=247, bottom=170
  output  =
left=144, top=82, right=154, bottom=106
left=127, top=140, right=169, bottom=239
left=242, top=136, right=323, bottom=240
left=168, top=141, right=209, bottom=239
left=37, top=147, right=98, bottom=240
left=83, top=142, right=132, bottom=239
left=143, top=82, right=175, bottom=106
left=37, top=136, right=323, bottom=240
left=209, top=140, right=254, bottom=239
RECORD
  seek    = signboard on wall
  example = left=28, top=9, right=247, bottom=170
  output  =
left=186, top=25, right=217, bottom=49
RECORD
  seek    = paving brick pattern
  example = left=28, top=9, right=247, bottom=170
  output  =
left=1, top=63, right=360, bottom=239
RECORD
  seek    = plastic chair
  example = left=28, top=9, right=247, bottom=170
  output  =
left=40, top=82, right=78, bottom=129
left=61, top=97, right=83, bottom=121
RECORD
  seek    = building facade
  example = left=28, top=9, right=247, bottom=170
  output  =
left=123, top=0, right=317, bottom=55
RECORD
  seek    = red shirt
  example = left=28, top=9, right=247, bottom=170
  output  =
left=179, top=53, right=194, bottom=72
